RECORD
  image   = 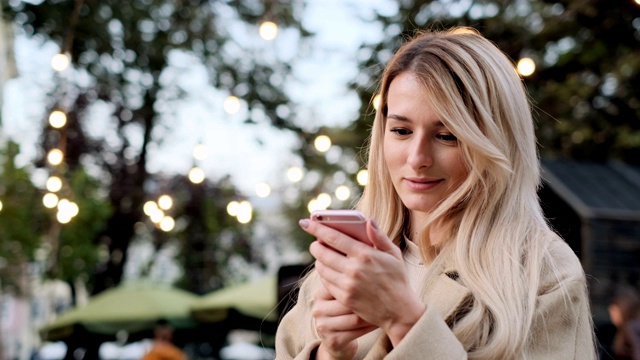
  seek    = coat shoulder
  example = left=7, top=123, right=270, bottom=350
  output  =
left=539, top=238, right=587, bottom=294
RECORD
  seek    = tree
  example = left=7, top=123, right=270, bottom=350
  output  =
left=0, top=140, right=46, bottom=293
left=3, top=0, right=311, bottom=294
left=350, top=0, right=640, bottom=164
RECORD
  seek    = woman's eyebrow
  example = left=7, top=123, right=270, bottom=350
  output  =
left=387, top=114, right=445, bottom=127
left=387, top=114, right=410, bottom=122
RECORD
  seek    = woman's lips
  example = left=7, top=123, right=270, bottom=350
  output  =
left=403, top=177, right=443, bottom=191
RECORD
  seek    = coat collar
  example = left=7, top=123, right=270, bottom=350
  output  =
left=421, top=249, right=472, bottom=322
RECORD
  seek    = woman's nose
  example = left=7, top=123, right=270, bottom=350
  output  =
left=407, top=138, right=433, bottom=169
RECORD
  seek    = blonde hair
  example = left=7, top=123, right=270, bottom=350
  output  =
left=357, top=27, right=579, bottom=358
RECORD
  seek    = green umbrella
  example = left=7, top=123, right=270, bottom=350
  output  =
left=40, top=283, right=199, bottom=342
left=190, top=275, right=278, bottom=323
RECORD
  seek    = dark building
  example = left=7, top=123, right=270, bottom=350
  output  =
left=540, top=159, right=640, bottom=357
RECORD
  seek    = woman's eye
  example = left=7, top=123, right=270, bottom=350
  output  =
left=390, top=128, right=412, bottom=136
left=437, top=133, right=458, bottom=142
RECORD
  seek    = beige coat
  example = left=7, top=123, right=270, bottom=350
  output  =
left=275, top=240, right=597, bottom=359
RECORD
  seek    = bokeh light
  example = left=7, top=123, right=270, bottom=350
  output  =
left=227, top=201, right=240, bottom=216
left=43, top=193, right=59, bottom=208
left=143, top=201, right=158, bottom=216
left=51, top=53, right=70, bottom=71
left=188, top=167, right=205, bottom=184
left=49, top=111, right=67, bottom=128
left=314, top=135, right=332, bottom=153
left=47, top=149, right=64, bottom=166
left=160, top=216, right=175, bottom=231
left=149, top=208, right=164, bottom=223
left=56, top=198, right=79, bottom=224
left=517, top=58, right=536, bottom=77
left=46, top=176, right=63, bottom=192
left=335, top=185, right=351, bottom=201
left=372, top=94, right=381, bottom=111
left=56, top=211, right=72, bottom=224
left=193, top=144, right=208, bottom=160
left=316, top=193, right=332, bottom=209
left=259, top=21, right=278, bottom=40
left=357, top=169, right=369, bottom=186
left=255, top=183, right=271, bottom=198
left=307, top=198, right=325, bottom=213
left=158, top=195, right=173, bottom=210
left=236, top=200, right=253, bottom=224
left=286, top=166, right=304, bottom=183
left=223, top=96, right=241, bottom=114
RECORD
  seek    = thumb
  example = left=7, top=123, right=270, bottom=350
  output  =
left=366, top=219, right=395, bottom=253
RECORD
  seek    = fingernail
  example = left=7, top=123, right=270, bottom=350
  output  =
left=299, top=219, right=310, bottom=229
left=371, top=219, right=378, bottom=230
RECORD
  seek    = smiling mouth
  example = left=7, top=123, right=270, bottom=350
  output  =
left=404, top=178, right=443, bottom=190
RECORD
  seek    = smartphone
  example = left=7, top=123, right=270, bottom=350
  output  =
left=310, top=209, right=371, bottom=245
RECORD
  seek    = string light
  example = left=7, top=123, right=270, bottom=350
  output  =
left=43, top=193, right=59, bottom=208
left=46, top=176, right=63, bottom=192
left=357, top=169, right=369, bottom=186
left=314, top=135, right=332, bottom=153
left=223, top=96, right=241, bottom=114
left=188, top=167, right=205, bottom=184
left=259, top=21, right=278, bottom=40
left=307, top=198, right=324, bottom=213
left=47, top=149, right=64, bottom=166
left=286, top=166, right=304, bottom=183
left=335, top=185, right=351, bottom=201
left=149, top=208, right=164, bottom=223
left=255, top=183, right=271, bottom=198
left=227, top=201, right=240, bottom=216
left=159, top=216, right=175, bottom=231
left=158, top=195, right=173, bottom=210
left=236, top=200, right=253, bottom=224
left=56, top=198, right=79, bottom=224
left=57, top=211, right=72, bottom=224
left=51, top=53, right=70, bottom=72
left=372, top=94, right=381, bottom=111
left=49, top=110, right=67, bottom=128
left=143, top=201, right=158, bottom=216
left=316, top=193, right=332, bottom=209
left=193, top=144, right=208, bottom=160
left=517, top=58, right=536, bottom=77
left=0, top=200, right=3, bottom=212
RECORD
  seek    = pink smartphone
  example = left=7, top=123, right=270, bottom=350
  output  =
left=310, top=209, right=371, bottom=245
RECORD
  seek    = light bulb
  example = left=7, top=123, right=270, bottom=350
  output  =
left=259, top=21, right=278, bottom=41
left=49, top=111, right=67, bottom=128
left=189, top=167, right=205, bottom=184
left=517, top=58, right=536, bottom=77
left=357, top=169, right=369, bottom=186
left=314, top=135, right=332, bottom=153
left=47, top=149, right=64, bottom=166
left=224, top=96, right=241, bottom=114
left=51, top=53, right=70, bottom=71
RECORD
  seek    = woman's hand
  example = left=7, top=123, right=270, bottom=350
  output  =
left=312, top=285, right=376, bottom=360
left=301, top=218, right=426, bottom=346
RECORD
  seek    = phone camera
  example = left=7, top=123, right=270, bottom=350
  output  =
left=316, top=216, right=323, bottom=221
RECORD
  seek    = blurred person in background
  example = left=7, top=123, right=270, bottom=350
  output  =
left=609, top=287, right=640, bottom=360
left=141, top=320, right=187, bottom=360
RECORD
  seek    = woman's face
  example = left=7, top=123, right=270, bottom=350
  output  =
left=383, top=72, right=469, bottom=219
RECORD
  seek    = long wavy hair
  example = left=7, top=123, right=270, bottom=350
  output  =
left=356, top=27, right=575, bottom=358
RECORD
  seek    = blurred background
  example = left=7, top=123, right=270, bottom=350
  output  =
left=0, top=0, right=639, bottom=359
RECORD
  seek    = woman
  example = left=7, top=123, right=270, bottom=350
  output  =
left=276, top=27, right=597, bottom=359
